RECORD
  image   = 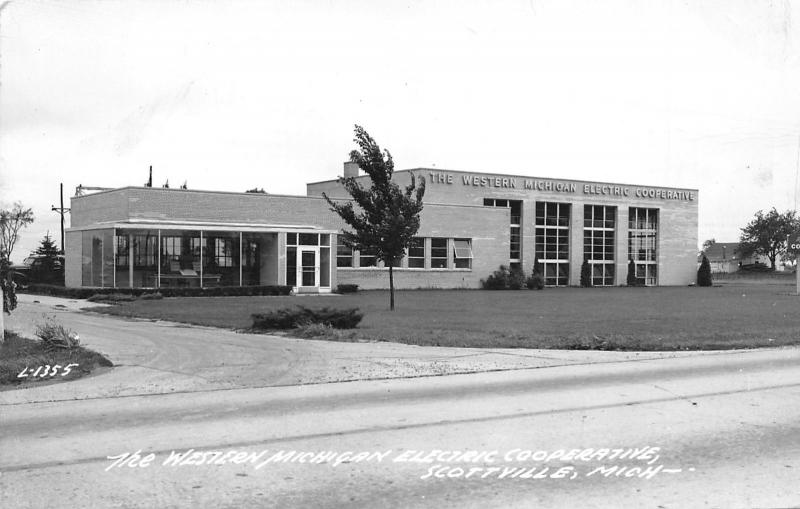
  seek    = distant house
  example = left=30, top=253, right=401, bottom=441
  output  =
left=700, top=242, right=782, bottom=273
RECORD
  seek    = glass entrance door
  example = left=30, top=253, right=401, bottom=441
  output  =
left=300, top=249, right=318, bottom=288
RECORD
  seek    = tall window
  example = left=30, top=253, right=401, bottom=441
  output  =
left=190, top=237, right=202, bottom=265
left=358, top=247, right=377, bottom=267
left=535, top=202, right=570, bottom=286
left=407, top=237, right=425, bottom=268
left=430, top=238, right=448, bottom=268
left=453, top=239, right=473, bottom=269
left=484, top=198, right=522, bottom=265
left=215, top=238, right=233, bottom=267
left=628, top=208, right=658, bottom=286
left=162, top=236, right=183, bottom=264
left=115, top=235, right=129, bottom=267
left=336, top=237, right=353, bottom=267
left=133, top=235, right=157, bottom=267
left=244, top=240, right=259, bottom=268
left=286, top=246, right=297, bottom=286
left=584, top=205, right=616, bottom=286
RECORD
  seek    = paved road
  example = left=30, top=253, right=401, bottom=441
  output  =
left=3, top=294, right=703, bottom=402
left=3, top=346, right=799, bottom=508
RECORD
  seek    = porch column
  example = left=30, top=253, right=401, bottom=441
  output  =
left=112, top=228, right=116, bottom=288
left=128, top=232, right=133, bottom=288
left=239, top=231, right=243, bottom=286
left=199, top=230, right=204, bottom=287
left=157, top=230, right=161, bottom=288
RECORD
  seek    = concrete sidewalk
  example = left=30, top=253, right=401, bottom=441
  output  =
left=2, top=293, right=723, bottom=404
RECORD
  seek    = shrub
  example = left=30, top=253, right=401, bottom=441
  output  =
left=252, top=306, right=363, bottom=330
left=580, top=259, right=592, bottom=288
left=294, top=322, right=359, bottom=340
left=483, top=264, right=540, bottom=290
left=508, top=266, right=526, bottom=290
left=252, top=308, right=298, bottom=329
left=35, top=315, right=80, bottom=350
left=335, top=284, right=359, bottom=294
left=294, top=322, right=334, bottom=338
left=87, top=293, right=137, bottom=303
left=481, top=265, right=511, bottom=290
left=23, top=284, right=292, bottom=299
left=697, top=254, right=713, bottom=287
left=526, top=273, right=544, bottom=290
left=139, top=292, right=163, bottom=300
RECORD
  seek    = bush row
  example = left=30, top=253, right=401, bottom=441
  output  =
left=481, top=265, right=544, bottom=290
left=252, top=306, right=363, bottom=330
left=335, top=284, right=359, bottom=294
left=22, top=284, right=293, bottom=299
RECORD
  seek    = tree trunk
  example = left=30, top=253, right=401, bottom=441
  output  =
left=389, top=264, right=395, bottom=311
left=1, top=286, right=4, bottom=344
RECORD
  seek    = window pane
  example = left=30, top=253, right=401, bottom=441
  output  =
left=286, top=247, right=297, bottom=286
left=453, top=239, right=472, bottom=269
left=336, top=238, right=352, bottom=268
left=431, top=237, right=448, bottom=268
left=359, top=248, right=377, bottom=267
left=320, top=247, right=330, bottom=287
left=299, top=233, right=318, bottom=246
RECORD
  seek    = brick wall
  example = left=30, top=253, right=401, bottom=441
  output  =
left=310, top=169, right=699, bottom=286
left=69, top=170, right=698, bottom=288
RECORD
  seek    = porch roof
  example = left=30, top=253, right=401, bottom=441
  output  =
left=67, top=219, right=338, bottom=234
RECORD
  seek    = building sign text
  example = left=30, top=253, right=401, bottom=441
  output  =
left=427, top=172, right=695, bottom=201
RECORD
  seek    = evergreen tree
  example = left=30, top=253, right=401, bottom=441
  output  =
left=580, top=258, right=592, bottom=287
left=33, top=232, right=63, bottom=285
left=323, top=125, right=425, bottom=310
left=697, top=254, right=713, bottom=286
left=626, top=259, right=637, bottom=286
left=527, top=260, right=544, bottom=290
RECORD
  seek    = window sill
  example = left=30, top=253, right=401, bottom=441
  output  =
left=337, top=267, right=472, bottom=272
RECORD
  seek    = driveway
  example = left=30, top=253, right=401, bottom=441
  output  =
left=3, top=293, right=721, bottom=403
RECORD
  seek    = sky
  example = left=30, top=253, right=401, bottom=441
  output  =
left=1, top=0, right=799, bottom=262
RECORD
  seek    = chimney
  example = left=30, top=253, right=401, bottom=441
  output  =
left=343, top=161, right=359, bottom=178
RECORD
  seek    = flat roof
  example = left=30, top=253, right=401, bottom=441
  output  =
left=71, top=186, right=334, bottom=201
left=307, top=167, right=699, bottom=193
left=67, top=219, right=337, bottom=233
left=70, top=184, right=509, bottom=210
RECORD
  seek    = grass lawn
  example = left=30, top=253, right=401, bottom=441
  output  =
left=92, top=282, right=800, bottom=350
left=0, top=331, right=113, bottom=387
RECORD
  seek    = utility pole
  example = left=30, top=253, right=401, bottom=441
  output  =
left=51, top=183, right=70, bottom=255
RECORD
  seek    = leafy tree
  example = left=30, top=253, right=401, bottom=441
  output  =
left=33, top=232, right=64, bottom=285
left=738, top=208, right=799, bottom=270
left=697, top=254, right=712, bottom=286
left=1, top=277, right=15, bottom=314
left=702, top=238, right=716, bottom=252
left=0, top=202, right=35, bottom=263
left=580, top=258, right=592, bottom=287
left=323, top=125, right=425, bottom=310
